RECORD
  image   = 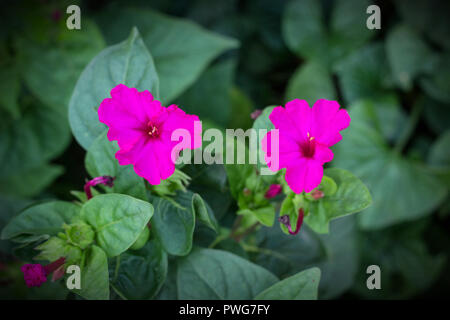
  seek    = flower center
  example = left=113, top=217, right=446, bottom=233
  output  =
left=300, top=132, right=316, bottom=158
left=147, top=121, right=160, bottom=138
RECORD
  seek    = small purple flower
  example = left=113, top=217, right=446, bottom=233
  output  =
left=84, top=175, right=115, bottom=200
left=250, top=109, right=262, bottom=120
left=278, top=208, right=304, bottom=235
left=265, top=184, right=282, bottom=199
left=21, top=257, right=66, bottom=288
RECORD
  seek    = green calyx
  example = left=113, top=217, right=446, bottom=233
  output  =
left=151, top=169, right=191, bottom=196
left=34, top=236, right=83, bottom=265
left=305, top=175, right=337, bottom=201
left=64, top=221, right=95, bottom=249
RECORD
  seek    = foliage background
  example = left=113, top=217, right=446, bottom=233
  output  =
left=0, top=0, right=449, bottom=299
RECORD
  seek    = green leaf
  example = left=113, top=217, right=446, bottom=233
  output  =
left=423, top=96, right=450, bottom=135
left=85, top=131, right=146, bottom=200
left=0, top=103, right=71, bottom=195
left=283, top=0, right=374, bottom=68
left=175, top=59, right=236, bottom=127
left=69, top=27, right=159, bottom=150
left=177, top=248, right=278, bottom=299
left=0, top=62, right=20, bottom=118
left=255, top=267, right=320, bottom=300
left=81, top=194, right=153, bottom=257
left=0, top=163, right=63, bottom=198
left=150, top=191, right=196, bottom=256
left=333, top=101, right=447, bottom=229
left=335, top=43, right=393, bottom=104
left=73, top=245, right=109, bottom=300
left=353, top=222, right=446, bottom=299
left=305, top=168, right=372, bottom=234
left=97, top=6, right=238, bottom=103
left=229, top=87, right=254, bottom=129
left=181, top=163, right=232, bottom=220
left=253, top=215, right=360, bottom=299
left=252, top=106, right=275, bottom=170
left=420, top=53, right=450, bottom=104
left=285, top=61, right=336, bottom=105
left=386, top=24, right=433, bottom=90
left=428, top=130, right=450, bottom=168
left=110, top=238, right=168, bottom=300
left=1, top=201, right=80, bottom=241
left=225, top=163, right=254, bottom=200
left=394, top=0, right=450, bottom=51
left=192, top=193, right=219, bottom=232
left=16, top=19, right=105, bottom=110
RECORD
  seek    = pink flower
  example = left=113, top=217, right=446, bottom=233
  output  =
left=262, top=99, right=350, bottom=193
left=98, top=84, right=201, bottom=185
left=21, top=264, right=47, bottom=287
left=21, top=257, right=66, bottom=288
left=84, top=175, right=115, bottom=200
left=264, top=184, right=282, bottom=199
left=250, top=109, right=262, bottom=120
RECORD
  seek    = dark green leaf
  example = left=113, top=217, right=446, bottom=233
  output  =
left=177, top=248, right=278, bottom=299
left=110, top=238, right=168, bottom=299
left=81, top=194, right=153, bottom=257
left=255, top=267, right=320, bottom=300
left=69, top=27, right=159, bottom=150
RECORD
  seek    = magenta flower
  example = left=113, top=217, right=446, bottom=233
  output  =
left=98, top=84, right=201, bottom=185
left=262, top=99, right=350, bottom=193
left=265, top=184, right=282, bottom=199
left=279, top=208, right=304, bottom=235
left=21, top=257, right=65, bottom=288
left=84, top=175, right=115, bottom=200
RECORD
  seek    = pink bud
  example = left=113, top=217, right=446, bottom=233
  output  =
left=265, top=184, right=282, bottom=199
left=250, top=109, right=262, bottom=120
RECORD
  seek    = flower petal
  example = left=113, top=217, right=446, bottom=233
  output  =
left=310, top=99, right=351, bottom=147
left=285, top=160, right=323, bottom=193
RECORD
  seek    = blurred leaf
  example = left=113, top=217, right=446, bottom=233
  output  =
left=420, top=53, right=450, bottom=104
left=252, top=215, right=359, bottom=299
left=255, top=267, right=320, bottom=300
left=353, top=224, right=446, bottom=299
left=97, top=6, right=238, bottom=103
left=333, top=101, right=447, bottom=229
left=0, top=163, right=63, bottom=198
left=73, top=245, right=109, bottom=300
left=428, top=130, right=450, bottom=188
left=150, top=191, right=197, bottom=256
left=81, top=194, right=153, bottom=257
left=1, top=201, right=80, bottom=241
left=386, top=24, right=434, bottom=90
left=177, top=248, right=278, bottom=299
left=424, top=96, right=450, bottom=135
left=252, top=106, right=275, bottom=170
left=229, top=87, right=254, bottom=129
left=285, top=61, right=336, bottom=105
left=394, top=0, right=450, bottom=51
left=0, top=103, right=71, bottom=196
left=176, top=59, right=236, bottom=127
left=192, top=193, right=219, bottom=232
left=110, top=238, right=168, bottom=300
left=336, top=43, right=393, bottom=104
left=182, top=162, right=232, bottom=220
left=85, top=131, right=146, bottom=200
left=69, top=27, right=159, bottom=150
left=0, top=63, right=20, bottom=118
left=429, top=131, right=450, bottom=168
left=305, top=168, right=372, bottom=234
left=16, top=19, right=105, bottom=111
left=283, top=0, right=375, bottom=68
